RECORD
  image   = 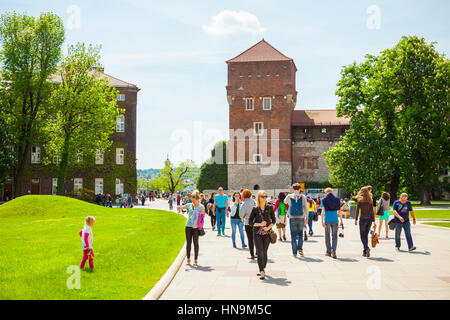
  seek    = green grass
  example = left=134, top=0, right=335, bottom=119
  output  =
left=0, top=195, right=186, bottom=300
left=413, top=209, right=450, bottom=220
left=423, top=222, right=450, bottom=228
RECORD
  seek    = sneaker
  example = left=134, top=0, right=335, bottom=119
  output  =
left=325, top=252, right=331, bottom=257
left=233, top=243, right=237, bottom=248
left=242, top=244, right=247, bottom=248
left=331, top=252, right=337, bottom=259
left=408, top=246, right=416, bottom=252
left=283, top=235, right=287, bottom=241
left=298, top=250, right=304, bottom=257
left=217, top=233, right=221, bottom=237
left=311, top=231, right=314, bottom=236
left=222, top=232, right=225, bottom=236
left=362, top=251, right=366, bottom=257
left=293, top=253, right=297, bottom=257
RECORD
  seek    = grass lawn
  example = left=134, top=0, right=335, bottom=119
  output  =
left=413, top=210, right=450, bottom=220
left=423, top=222, right=450, bottom=228
left=0, top=195, right=186, bottom=300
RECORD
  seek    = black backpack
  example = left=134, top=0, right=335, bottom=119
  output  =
left=322, top=194, right=341, bottom=211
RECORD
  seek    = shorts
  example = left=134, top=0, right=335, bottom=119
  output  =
left=379, top=210, right=391, bottom=220
left=276, top=223, right=286, bottom=229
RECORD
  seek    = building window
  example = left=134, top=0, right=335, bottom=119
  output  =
left=116, top=148, right=124, bottom=165
left=115, top=178, right=124, bottom=195
left=116, top=115, right=125, bottom=132
left=95, top=149, right=104, bottom=165
left=74, top=178, right=83, bottom=195
left=321, top=128, right=327, bottom=134
left=31, top=146, right=41, bottom=164
left=253, top=154, right=262, bottom=163
left=117, top=94, right=125, bottom=101
left=52, top=178, right=58, bottom=195
left=95, top=178, right=104, bottom=195
left=263, top=97, right=272, bottom=110
left=245, top=98, right=254, bottom=111
left=304, top=128, right=310, bottom=134
left=253, top=122, right=264, bottom=136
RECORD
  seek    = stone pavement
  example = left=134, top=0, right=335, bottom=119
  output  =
left=153, top=199, right=450, bottom=300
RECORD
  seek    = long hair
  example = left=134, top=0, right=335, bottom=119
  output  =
left=356, top=187, right=372, bottom=203
left=256, top=190, right=268, bottom=208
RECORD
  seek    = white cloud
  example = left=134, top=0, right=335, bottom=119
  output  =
left=202, top=10, right=265, bottom=36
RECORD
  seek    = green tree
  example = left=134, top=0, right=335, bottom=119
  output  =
left=325, top=36, right=450, bottom=203
left=0, top=104, right=16, bottom=186
left=43, top=43, right=120, bottom=195
left=197, top=140, right=227, bottom=192
left=0, top=12, right=65, bottom=196
left=159, top=158, right=196, bottom=193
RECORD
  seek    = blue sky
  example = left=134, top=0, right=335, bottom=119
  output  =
left=1, top=0, right=449, bottom=168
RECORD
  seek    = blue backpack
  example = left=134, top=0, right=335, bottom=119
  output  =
left=322, top=194, right=341, bottom=211
left=290, top=195, right=305, bottom=217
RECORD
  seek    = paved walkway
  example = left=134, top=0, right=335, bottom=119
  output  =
left=151, top=200, right=450, bottom=300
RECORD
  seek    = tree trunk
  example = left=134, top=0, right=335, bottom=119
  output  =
left=419, top=185, right=431, bottom=205
left=56, top=136, right=70, bottom=196
left=389, top=171, right=400, bottom=201
left=13, top=141, right=29, bottom=197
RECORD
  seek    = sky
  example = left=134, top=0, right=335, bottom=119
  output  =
left=1, top=0, right=449, bottom=169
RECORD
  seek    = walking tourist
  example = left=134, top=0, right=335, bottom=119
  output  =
left=273, top=192, right=288, bottom=241
left=230, top=192, right=247, bottom=248
left=249, top=191, right=276, bottom=280
left=284, top=183, right=308, bottom=257
left=377, top=192, right=391, bottom=238
left=320, top=188, right=343, bottom=259
left=393, top=193, right=417, bottom=252
left=168, top=194, right=174, bottom=210
left=307, top=196, right=316, bottom=236
left=178, top=191, right=205, bottom=266
left=141, top=193, right=146, bottom=206
left=240, top=189, right=257, bottom=259
left=354, top=187, right=376, bottom=257
left=214, top=187, right=229, bottom=236
left=207, top=192, right=216, bottom=231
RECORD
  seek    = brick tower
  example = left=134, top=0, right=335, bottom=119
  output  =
left=226, top=40, right=297, bottom=190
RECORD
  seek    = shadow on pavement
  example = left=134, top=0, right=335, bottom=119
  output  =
left=336, top=257, right=358, bottom=262
left=296, top=256, right=323, bottom=263
left=263, top=276, right=292, bottom=287
left=367, top=257, right=394, bottom=262
left=185, top=265, right=214, bottom=272
left=409, top=250, right=431, bottom=255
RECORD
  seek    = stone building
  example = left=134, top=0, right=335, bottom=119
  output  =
left=226, top=40, right=349, bottom=190
left=2, top=69, right=139, bottom=199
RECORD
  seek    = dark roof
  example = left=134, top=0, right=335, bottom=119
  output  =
left=226, top=39, right=294, bottom=63
left=291, top=110, right=350, bottom=126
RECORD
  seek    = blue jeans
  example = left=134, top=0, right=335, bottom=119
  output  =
left=395, top=221, right=414, bottom=249
left=216, top=207, right=226, bottom=234
left=289, top=218, right=305, bottom=254
left=325, top=222, right=338, bottom=254
left=231, top=219, right=246, bottom=246
left=308, top=212, right=314, bottom=232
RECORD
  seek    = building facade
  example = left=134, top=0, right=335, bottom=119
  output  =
left=2, top=70, right=139, bottom=199
left=227, top=40, right=349, bottom=190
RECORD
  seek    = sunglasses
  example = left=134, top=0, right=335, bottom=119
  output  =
left=260, top=195, right=268, bottom=199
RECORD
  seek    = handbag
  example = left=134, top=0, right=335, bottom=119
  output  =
left=376, top=200, right=384, bottom=216
left=269, top=229, right=277, bottom=244
left=313, top=211, right=318, bottom=221
left=371, top=230, right=379, bottom=248
left=198, top=228, right=205, bottom=237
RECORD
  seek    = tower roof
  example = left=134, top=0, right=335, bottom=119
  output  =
left=226, top=39, right=294, bottom=63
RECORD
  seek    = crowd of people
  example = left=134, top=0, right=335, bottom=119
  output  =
left=176, top=184, right=418, bottom=281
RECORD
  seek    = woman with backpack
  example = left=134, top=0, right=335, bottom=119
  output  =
left=177, top=190, right=205, bottom=266
left=377, top=192, right=391, bottom=238
left=274, top=192, right=289, bottom=241
left=249, top=190, right=276, bottom=280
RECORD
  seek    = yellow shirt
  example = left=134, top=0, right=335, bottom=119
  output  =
left=307, top=201, right=316, bottom=212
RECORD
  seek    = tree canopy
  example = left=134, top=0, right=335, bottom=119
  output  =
left=196, top=140, right=227, bottom=192
left=325, top=36, right=449, bottom=203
